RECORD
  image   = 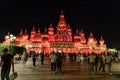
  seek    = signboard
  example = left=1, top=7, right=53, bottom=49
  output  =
left=50, top=42, right=74, bottom=48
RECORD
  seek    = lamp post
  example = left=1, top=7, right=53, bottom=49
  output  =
left=5, top=34, right=16, bottom=54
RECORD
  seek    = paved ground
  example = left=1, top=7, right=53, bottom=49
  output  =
left=1, top=57, right=120, bottom=80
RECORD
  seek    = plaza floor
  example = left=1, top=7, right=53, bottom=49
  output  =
left=1, top=57, right=120, bottom=80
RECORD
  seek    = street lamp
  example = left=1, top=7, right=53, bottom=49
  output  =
left=5, top=34, right=16, bottom=54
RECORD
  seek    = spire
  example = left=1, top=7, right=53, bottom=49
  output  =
left=50, top=22, right=53, bottom=27
left=20, top=29, right=23, bottom=35
left=45, top=27, right=47, bottom=34
left=79, top=29, right=85, bottom=36
left=33, top=26, right=35, bottom=30
left=57, top=10, right=67, bottom=32
left=100, top=36, right=103, bottom=39
left=31, top=26, right=36, bottom=34
left=25, top=29, right=27, bottom=34
left=49, top=22, right=54, bottom=31
left=80, top=29, right=83, bottom=33
left=38, top=28, right=41, bottom=33
left=76, top=29, right=78, bottom=34
left=61, top=10, right=63, bottom=15
left=100, top=36, right=104, bottom=42
left=7, top=31, right=10, bottom=36
left=90, top=32, right=93, bottom=37
left=60, top=10, right=65, bottom=21
left=68, top=24, right=70, bottom=28
left=99, top=36, right=104, bottom=44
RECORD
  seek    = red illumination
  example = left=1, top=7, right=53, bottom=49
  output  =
left=4, top=11, right=107, bottom=55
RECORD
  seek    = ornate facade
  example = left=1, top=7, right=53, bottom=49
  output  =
left=4, top=11, right=107, bottom=54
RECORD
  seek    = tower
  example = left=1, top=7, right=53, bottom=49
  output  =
left=56, top=10, right=67, bottom=33
left=48, top=23, right=54, bottom=35
left=79, top=29, right=86, bottom=44
left=30, top=26, right=36, bottom=38
left=48, top=23, right=55, bottom=42
left=87, top=32, right=97, bottom=46
left=99, top=36, right=104, bottom=46
left=30, top=26, right=36, bottom=42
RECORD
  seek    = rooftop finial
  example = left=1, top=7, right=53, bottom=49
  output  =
left=59, top=10, right=65, bottom=21
left=68, top=24, right=70, bottom=28
left=33, top=26, right=35, bottom=30
left=25, top=29, right=27, bottom=33
left=50, top=22, right=52, bottom=27
left=20, top=29, right=23, bottom=35
left=90, top=32, right=93, bottom=36
left=45, top=27, right=47, bottom=32
left=100, top=36, right=103, bottom=40
left=61, top=10, right=63, bottom=15
left=80, top=29, right=83, bottom=33
left=76, top=29, right=78, bottom=34
left=7, top=31, right=10, bottom=36
left=38, top=28, right=40, bottom=33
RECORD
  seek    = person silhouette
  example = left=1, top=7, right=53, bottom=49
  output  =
left=1, top=48, right=14, bottom=80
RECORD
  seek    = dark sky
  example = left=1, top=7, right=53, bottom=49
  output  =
left=0, top=0, right=120, bottom=48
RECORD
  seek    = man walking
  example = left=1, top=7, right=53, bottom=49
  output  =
left=1, top=48, right=14, bottom=80
left=99, top=53, right=106, bottom=72
left=40, top=51, right=44, bottom=65
left=106, top=52, right=113, bottom=75
left=49, top=51, right=57, bottom=74
left=88, top=52, right=96, bottom=74
left=32, top=51, right=37, bottom=67
left=56, top=53, right=63, bottom=73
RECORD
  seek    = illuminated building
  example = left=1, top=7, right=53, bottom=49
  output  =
left=4, top=11, right=107, bottom=54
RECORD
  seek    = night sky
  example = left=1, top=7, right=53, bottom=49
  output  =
left=0, top=0, right=120, bottom=48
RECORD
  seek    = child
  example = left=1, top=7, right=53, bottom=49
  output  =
left=10, top=72, right=18, bottom=80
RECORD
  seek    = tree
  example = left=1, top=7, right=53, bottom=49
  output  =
left=0, top=43, right=25, bottom=56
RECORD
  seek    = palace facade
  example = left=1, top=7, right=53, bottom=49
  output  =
left=4, top=11, right=107, bottom=54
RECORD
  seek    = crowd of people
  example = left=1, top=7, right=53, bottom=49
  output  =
left=1, top=48, right=120, bottom=80
left=88, top=52, right=113, bottom=75
left=22, top=50, right=119, bottom=75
